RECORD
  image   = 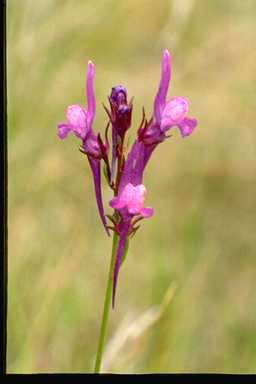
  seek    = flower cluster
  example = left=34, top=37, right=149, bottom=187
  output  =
left=57, top=50, right=197, bottom=307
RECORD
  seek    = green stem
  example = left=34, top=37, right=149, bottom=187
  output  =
left=94, top=232, right=118, bottom=373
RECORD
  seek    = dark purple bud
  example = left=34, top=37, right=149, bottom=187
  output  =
left=107, top=86, right=132, bottom=182
left=110, top=85, right=127, bottom=106
left=108, top=86, right=132, bottom=135
left=117, top=104, right=129, bottom=116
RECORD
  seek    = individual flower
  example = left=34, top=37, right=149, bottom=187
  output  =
left=110, top=183, right=153, bottom=218
left=118, top=49, right=198, bottom=194
left=109, top=183, right=153, bottom=307
left=57, top=104, right=88, bottom=139
left=57, top=61, right=110, bottom=235
left=153, top=49, right=198, bottom=137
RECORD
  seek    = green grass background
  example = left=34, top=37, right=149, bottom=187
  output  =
left=7, top=0, right=256, bottom=373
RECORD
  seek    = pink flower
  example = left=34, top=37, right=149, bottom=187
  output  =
left=153, top=49, right=198, bottom=137
left=57, top=60, right=95, bottom=140
left=57, top=60, right=110, bottom=236
left=109, top=183, right=153, bottom=218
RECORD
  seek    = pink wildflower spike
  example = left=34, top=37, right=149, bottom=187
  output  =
left=57, top=49, right=198, bottom=310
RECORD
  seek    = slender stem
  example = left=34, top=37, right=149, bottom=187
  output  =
left=94, top=232, right=118, bottom=373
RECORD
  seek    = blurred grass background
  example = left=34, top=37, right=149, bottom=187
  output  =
left=7, top=0, right=256, bottom=373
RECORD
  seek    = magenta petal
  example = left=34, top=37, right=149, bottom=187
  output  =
left=109, top=196, right=126, bottom=210
left=65, top=105, right=88, bottom=139
left=66, top=104, right=87, bottom=126
left=126, top=184, right=147, bottom=214
left=57, top=123, right=72, bottom=139
left=140, top=207, right=154, bottom=218
left=177, top=117, right=198, bottom=137
left=160, top=96, right=189, bottom=132
left=110, top=183, right=134, bottom=210
left=153, top=49, right=171, bottom=124
left=86, top=61, right=96, bottom=130
left=109, top=196, right=118, bottom=209
left=87, top=157, right=110, bottom=236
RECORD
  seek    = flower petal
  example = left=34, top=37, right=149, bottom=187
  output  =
left=57, top=123, right=72, bottom=139
left=65, top=104, right=88, bottom=139
left=127, top=184, right=146, bottom=214
left=109, top=196, right=126, bottom=210
left=160, top=96, right=189, bottom=132
left=177, top=117, right=198, bottom=137
left=140, top=207, right=154, bottom=218
left=109, top=183, right=133, bottom=210
left=66, top=104, right=87, bottom=127
left=154, top=49, right=171, bottom=124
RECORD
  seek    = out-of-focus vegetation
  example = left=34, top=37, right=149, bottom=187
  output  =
left=7, top=0, right=256, bottom=373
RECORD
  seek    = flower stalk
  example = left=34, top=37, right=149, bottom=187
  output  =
left=94, top=231, right=119, bottom=373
